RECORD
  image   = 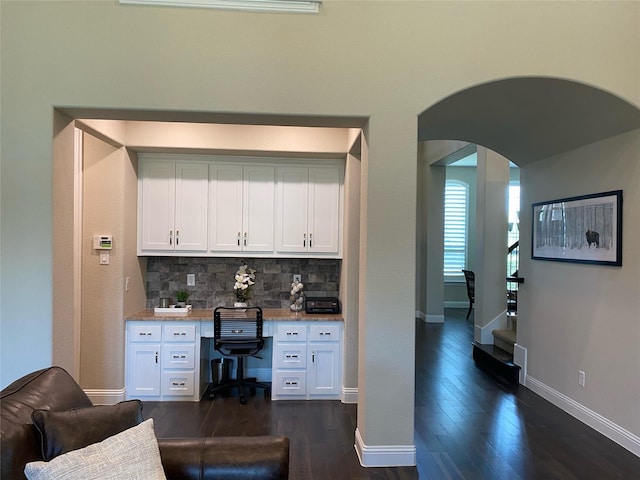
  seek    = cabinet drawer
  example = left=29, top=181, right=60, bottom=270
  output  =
left=275, top=344, right=307, bottom=368
left=162, top=344, right=195, bottom=369
left=161, top=371, right=195, bottom=396
left=276, top=324, right=307, bottom=342
left=129, top=324, right=162, bottom=342
left=273, top=371, right=306, bottom=396
left=309, top=324, right=340, bottom=342
left=163, top=324, right=196, bottom=342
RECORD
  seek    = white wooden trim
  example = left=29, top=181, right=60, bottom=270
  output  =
left=73, top=128, right=84, bottom=380
left=341, top=386, right=358, bottom=404
left=526, top=376, right=640, bottom=457
left=85, top=388, right=126, bottom=406
left=354, top=428, right=416, bottom=467
left=424, top=314, right=444, bottom=324
left=513, top=343, right=527, bottom=385
left=119, top=0, right=321, bottom=14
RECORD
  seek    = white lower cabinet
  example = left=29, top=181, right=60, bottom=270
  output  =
left=126, top=321, right=201, bottom=401
left=272, top=322, right=342, bottom=400
left=126, top=319, right=342, bottom=402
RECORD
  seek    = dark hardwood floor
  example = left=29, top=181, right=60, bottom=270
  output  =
left=143, top=309, right=640, bottom=479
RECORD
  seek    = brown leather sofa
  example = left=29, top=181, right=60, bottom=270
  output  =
left=1, top=366, right=289, bottom=479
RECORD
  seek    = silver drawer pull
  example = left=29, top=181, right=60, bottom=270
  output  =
left=286, top=332, right=298, bottom=336
left=285, top=381, right=298, bottom=386
left=231, top=329, right=244, bottom=333
left=173, top=332, right=187, bottom=336
left=172, top=355, right=186, bottom=359
left=172, top=382, right=186, bottom=386
left=285, top=354, right=299, bottom=359
left=139, top=332, right=153, bottom=336
left=319, top=332, right=331, bottom=336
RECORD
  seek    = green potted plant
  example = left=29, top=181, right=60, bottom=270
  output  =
left=176, top=291, right=190, bottom=308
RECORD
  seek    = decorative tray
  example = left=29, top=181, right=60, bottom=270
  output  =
left=153, top=305, right=192, bottom=315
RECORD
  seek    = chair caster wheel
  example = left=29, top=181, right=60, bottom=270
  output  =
left=240, top=397, right=247, bottom=405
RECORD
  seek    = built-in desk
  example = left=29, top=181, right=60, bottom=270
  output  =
left=125, top=309, right=343, bottom=402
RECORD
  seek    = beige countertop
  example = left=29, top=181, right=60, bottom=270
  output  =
left=126, top=308, right=343, bottom=322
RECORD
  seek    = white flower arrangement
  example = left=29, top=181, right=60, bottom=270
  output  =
left=233, top=264, right=256, bottom=302
left=289, top=280, right=305, bottom=311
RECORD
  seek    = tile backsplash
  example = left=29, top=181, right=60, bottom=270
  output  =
left=145, top=257, right=341, bottom=309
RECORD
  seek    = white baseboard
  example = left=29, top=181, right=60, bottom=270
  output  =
left=422, top=314, right=444, bottom=323
left=342, top=386, right=358, bottom=404
left=84, top=388, right=126, bottom=405
left=526, top=376, right=640, bottom=457
left=416, top=311, right=445, bottom=323
left=477, top=309, right=507, bottom=344
left=354, top=428, right=416, bottom=467
left=513, top=343, right=527, bottom=385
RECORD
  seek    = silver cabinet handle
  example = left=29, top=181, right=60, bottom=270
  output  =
left=169, top=230, right=173, bottom=245
left=244, top=232, right=247, bottom=246
left=176, top=230, right=179, bottom=245
left=309, top=233, right=312, bottom=247
left=237, top=232, right=241, bottom=246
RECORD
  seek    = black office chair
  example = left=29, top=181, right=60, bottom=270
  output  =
left=209, top=306, right=270, bottom=405
left=462, top=269, right=475, bottom=320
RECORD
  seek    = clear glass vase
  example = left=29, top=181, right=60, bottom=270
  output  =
left=290, top=292, right=305, bottom=312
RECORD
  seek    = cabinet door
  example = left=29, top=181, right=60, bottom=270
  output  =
left=127, top=344, right=161, bottom=397
left=174, top=162, right=209, bottom=251
left=308, top=342, right=341, bottom=395
left=139, top=161, right=175, bottom=251
left=276, top=167, right=309, bottom=253
left=209, top=164, right=243, bottom=251
left=243, top=165, right=275, bottom=251
left=307, top=167, right=341, bottom=254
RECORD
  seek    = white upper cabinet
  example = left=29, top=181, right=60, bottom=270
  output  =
left=209, top=164, right=275, bottom=252
left=138, top=158, right=209, bottom=253
left=138, top=155, right=342, bottom=258
left=276, top=165, right=343, bottom=256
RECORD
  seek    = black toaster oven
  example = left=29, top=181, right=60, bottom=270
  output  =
left=305, top=297, right=341, bottom=314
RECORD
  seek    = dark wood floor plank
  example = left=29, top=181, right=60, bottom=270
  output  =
left=143, top=308, right=640, bottom=479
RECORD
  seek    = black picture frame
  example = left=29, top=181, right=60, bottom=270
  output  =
left=531, top=190, right=622, bottom=266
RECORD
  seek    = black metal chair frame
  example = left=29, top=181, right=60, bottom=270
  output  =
left=462, top=269, right=475, bottom=320
left=209, top=306, right=271, bottom=404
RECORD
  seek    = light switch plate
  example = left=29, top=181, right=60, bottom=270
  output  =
left=187, top=273, right=196, bottom=286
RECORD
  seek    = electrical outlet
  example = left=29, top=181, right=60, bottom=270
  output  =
left=293, top=274, right=302, bottom=283
left=578, top=370, right=586, bottom=387
left=187, top=273, right=196, bottom=286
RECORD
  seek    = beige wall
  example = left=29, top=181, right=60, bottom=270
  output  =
left=80, top=133, right=146, bottom=390
left=519, top=129, right=640, bottom=436
left=2, top=0, right=639, bottom=456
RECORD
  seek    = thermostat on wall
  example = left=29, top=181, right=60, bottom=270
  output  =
left=93, top=235, right=113, bottom=250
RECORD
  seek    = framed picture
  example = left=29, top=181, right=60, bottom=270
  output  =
left=531, top=190, right=622, bottom=266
